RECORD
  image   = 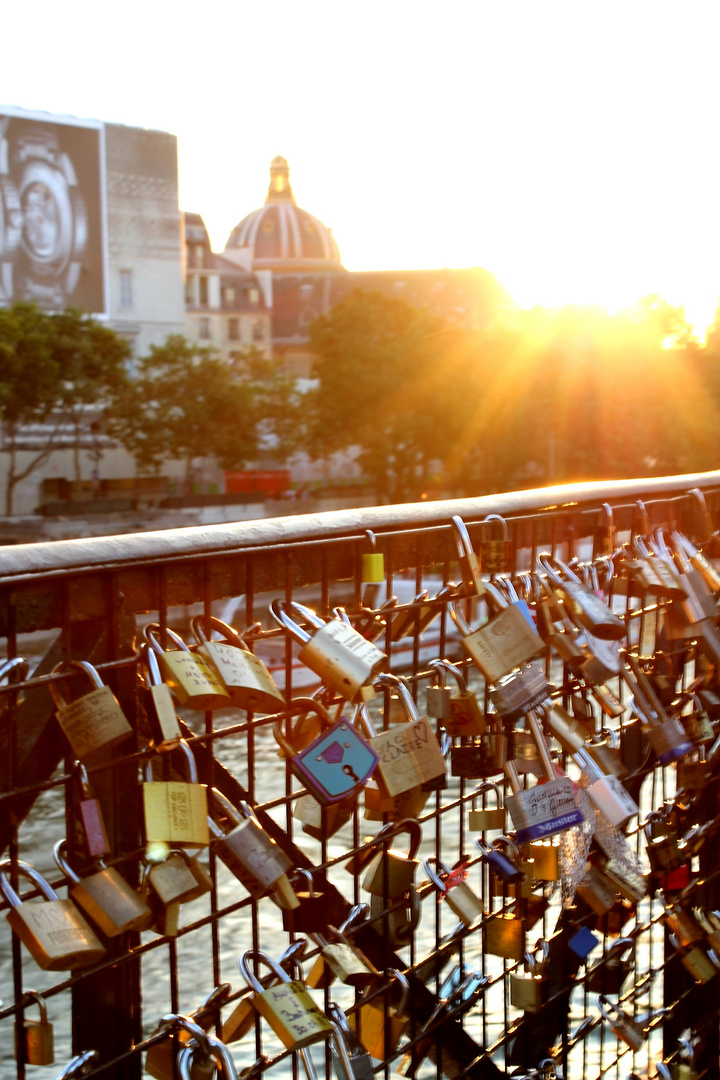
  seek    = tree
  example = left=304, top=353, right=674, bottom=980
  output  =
left=0, top=303, right=131, bottom=515
left=307, top=289, right=466, bottom=502
left=107, top=336, right=298, bottom=492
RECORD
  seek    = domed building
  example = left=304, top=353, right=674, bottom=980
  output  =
left=185, top=156, right=513, bottom=376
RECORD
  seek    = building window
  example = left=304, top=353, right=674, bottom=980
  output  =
left=252, top=320, right=264, bottom=342
left=228, top=318, right=239, bottom=341
left=246, top=286, right=259, bottom=305
left=199, top=276, right=208, bottom=305
left=119, top=270, right=133, bottom=309
left=199, top=317, right=211, bottom=340
left=223, top=286, right=236, bottom=304
left=193, top=244, right=205, bottom=269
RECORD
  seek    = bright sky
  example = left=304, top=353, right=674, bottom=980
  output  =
left=3, top=1, right=719, bottom=336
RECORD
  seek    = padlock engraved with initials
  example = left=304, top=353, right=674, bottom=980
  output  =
left=50, top=660, right=133, bottom=762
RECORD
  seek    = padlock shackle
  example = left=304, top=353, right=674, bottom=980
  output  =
left=209, top=789, right=255, bottom=836
left=352, top=700, right=378, bottom=739
left=179, top=1032, right=240, bottom=1080
left=141, top=642, right=164, bottom=688
left=452, top=515, right=476, bottom=563
left=190, top=614, right=248, bottom=651
left=428, top=657, right=469, bottom=695
left=49, top=659, right=106, bottom=708
left=423, top=855, right=453, bottom=894
left=537, top=551, right=583, bottom=588
left=527, top=710, right=558, bottom=783
left=472, top=780, right=502, bottom=810
left=370, top=816, right=422, bottom=859
left=238, top=948, right=294, bottom=993
left=144, top=623, right=193, bottom=655
left=389, top=967, right=410, bottom=1017
left=272, top=697, right=335, bottom=758
left=22, top=989, right=49, bottom=1023
left=55, top=1050, right=100, bottom=1079
left=0, top=858, right=59, bottom=906
left=489, top=833, right=521, bottom=862
left=481, top=513, right=510, bottom=542
left=337, top=902, right=368, bottom=936
left=53, top=840, right=82, bottom=886
left=0, top=655, right=29, bottom=686
left=374, top=672, right=421, bottom=722
left=270, top=599, right=325, bottom=645
left=144, top=738, right=199, bottom=785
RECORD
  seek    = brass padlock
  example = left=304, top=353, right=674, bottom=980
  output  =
left=0, top=859, right=105, bottom=970
left=427, top=658, right=485, bottom=736
left=575, top=862, right=619, bottom=916
left=143, top=739, right=210, bottom=849
left=362, top=778, right=430, bottom=821
left=144, top=624, right=230, bottom=711
left=478, top=513, right=511, bottom=575
left=670, top=933, right=719, bottom=983
left=294, top=791, right=356, bottom=839
left=485, top=911, right=525, bottom=960
left=190, top=615, right=285, bottom=713
left=356, top=675, right=446, bottom=797
left=595, top=502, right=617, bottom=557
left=50, top=659, right=133, bottom=762
left=424, top=855, right=483, bottom=927
left=368, top=885, right=421, bottom=948
left=209, top=789, right=295, bottom=905
left=238, top=949, right=334, bottom=1050
left=53, top=840, right=153, bottom=937
left=141, top=642, right=183, bottom=749
left=452, top=515, right=484, bottom=595
left=222, top=941, right=307, bottom=1044
left=145, top=847, right=212, bottom=908
left=270, top=599, right=387, bottom=702
left=306, top=905, right=376, bottom=988
left=15, top=990, right=54, bottom=1066
left=450, top=588, right=544, bottom=685
left=521, top=839, right=560, bottom=882
left=468, top=780, right=505, bottom=831
left=350, top=968, right=409, bottom=1060
left=362, top=818, right=422, bottom=898
left=145, top=986, right=232, bottom=1079
left=510, top=939, right=548, bottom=1012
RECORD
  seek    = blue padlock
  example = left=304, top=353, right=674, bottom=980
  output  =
left=274, top=698, right=379, bottom=805
left=568, top=925, right=600, bottom=959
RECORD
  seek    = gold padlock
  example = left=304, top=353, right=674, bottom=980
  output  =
left=144, top=624, right=230, bottom=711
left=53, top=840, right=153, bottom=937
left=143, top=739, right=210, bottom=849
left=362, top=819, right=422, bottom=899
left=15, top=991, right=54, bottom=1066
left=209, top=789, right=296, bottom=906
left=0, top=860, right=105, bottom=971
left=485, top=911, right=525, bottom=960
left=222, top=941, right=307, bottom=1043
left=451, top=587, right=545, bottom=685
left=428, top=658, right=486, bottom=737
left=351, top=968, right=409, bottom=1060
left=424, top=855, right=483, bottom=927
left=190, top=615, right=286, bottom=713
left=239, top=949, right=334, bottom=1050
left=479, top=513, right=511, bottom=574
left=50, top=659, right=133, bottom=762
left=510, top=939, right=548, bottom=1012
left=144, top=848, right=212, bottom=908
left=468, top=781, right=505, bottom=832
left=141, top=643, right=183, bottom=749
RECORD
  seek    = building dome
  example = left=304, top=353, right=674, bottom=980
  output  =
left=224, top=157, right=343, bottom=272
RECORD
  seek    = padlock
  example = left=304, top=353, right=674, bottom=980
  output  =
left=568, top=925, right=600, bottom=959
left=368, top=885, right=421, bottom=948
left=144, top=847, right=212, bottom=908
left=504, top=712, right=585, bottom=842
left=401, top=964, right=488, bottom=1073
left=510, top=939, right=548, bottom=1012
left=308, top=928, right=379, bottom=989
left=360, top=528, right=385, bottom=591
left=586, top=936, right=634, bottom=994
left=644, top=811, right=686, bottom=875
left=597, top=994, right=646, bottom=1051
left=0, top=859, right=105, bottom=970
left=53, top=840, right=153, bottom=937
left=476, top=835, right=525, bottom=887
left=75, top=763, right=111, bottom=861
left=190, top=615, right=285, bottom=713
left=424, top=855, right=483, bottom=927
left=362, top=818, right=422, bottom=898
left=238, top=949, right=334, bottom=1049
left=176, top=1031, right=240, bottom=1080
left=350, top=968, right=409, bottom=1060
left=221, top=940, right=307, bottom=1044
left=146, top=986, right=232, bottom=1079
left=574, top=746, right=639, bottom=828
left=274, top=697, right=379, bottom=805
left=487, top=663, right=550, bottom=718
left=663, top=904, right=705, bottom=947
left=693, top=908, right=720, bottom=954
left=294, top=791, right=356, bottom=839
left=54, top=1050, right=99, bottom=1078
left=479, top=513, right=511, bottom=574
left=673, top=528, right=720, bottom=592
left=512, top=725, right=545, bottom=776
left=282, top=868, right=328, bottom=934
left=427, top=658, right=485, bottom=736
left=538, top=552, right=626, bottom=641
left=143, top=739, right=210, bottom=848
left=327, top=1003, right=375, bottom=1080
left=209, top=790, right=295, bottom=905
left=468, top=780, right=505, bottom=831
left=147, top=1012, right=236, bottom=1080
left=575, top=862, right=619, bottom=916
left=521, top=839, right=560, bottom=882
left=674, top=690, right=715, bottom=747
left=144, top=624, right=230, bottom=711
left=669, top=933, right=719, bottom=983
left=452, top=514, right=484, bottom=595
left=485, top=911, right=525, bottom=960
left=623, top=653, right=693, bottom=765
left=591, top=683, right=625, bottom=720
left=451, top=714, right=507, bottom=778
left=450, top=588, right=544, bottom=685
left=50, top=659, right=133, bottom=762
left=356, top=674, right=446, bottom=797
left=270, top=599, right=387, bottom=702
left=362, top=776, right=430, bottom=821
left=595, top=502, right=617, bottom=557
left=141, top=642, right=183, bottom=749
left=15, top=990, right=54, bottom=1066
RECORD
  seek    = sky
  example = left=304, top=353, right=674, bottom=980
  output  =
left=2, top=1, right=719, bottom=336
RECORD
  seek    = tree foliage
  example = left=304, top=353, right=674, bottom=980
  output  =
left=107, top=336, right=300, bottom=491
left=0, top=302, right=131, bottom=515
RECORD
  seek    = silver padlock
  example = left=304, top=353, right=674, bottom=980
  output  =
left=270, top=599, right=387, bottom=701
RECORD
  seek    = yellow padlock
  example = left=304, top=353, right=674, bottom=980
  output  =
left=144, top=624, right=230, bottom=711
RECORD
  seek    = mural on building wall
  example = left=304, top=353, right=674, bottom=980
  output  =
left=0, top=108, right=107, bottom=314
